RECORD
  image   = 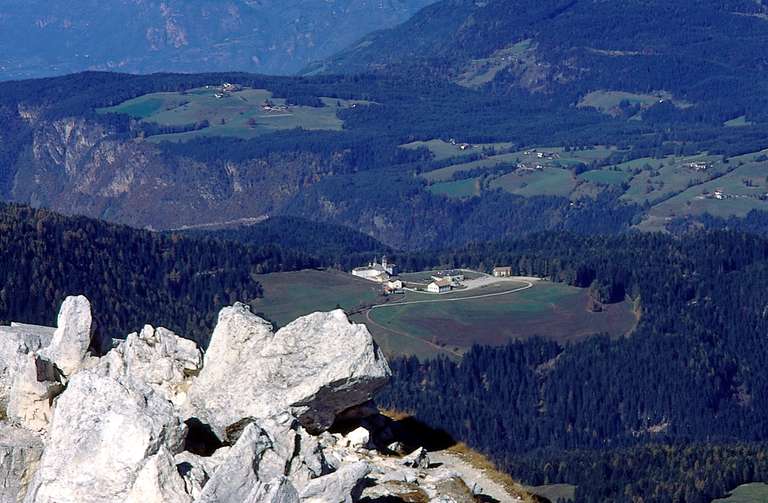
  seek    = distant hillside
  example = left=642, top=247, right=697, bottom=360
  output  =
left=310, top=0, right=768, bottom=120
left=0, top=0, right=433, bottom=80
left=182, top=216, right=391, bottom=264
left=0, top=203, right=319, bottom=345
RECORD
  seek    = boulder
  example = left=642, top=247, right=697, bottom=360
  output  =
left=24, top=370, right=186, bottom=503
left=299, top=461, right=371, bottom=503
left=124, top=446, right=192, bottom=503
left=97, top=325, right=201, bottom=405
left=187, top=305, right=390, bottom=438
left=6, top=355, right=64, bottom=431
left=0, top=424, right=43, bottom=503
left=346, top=427, right=371, bottom=450
left=39, top=296, right=93, bottom=377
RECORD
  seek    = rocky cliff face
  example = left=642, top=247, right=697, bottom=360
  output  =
left=0, top=0, right=433, bottom=80
left=8, top=114, right=344, bottom=230
left=0, top=297, right=507, bottom=502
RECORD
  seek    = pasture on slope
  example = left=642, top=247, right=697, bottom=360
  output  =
left=98, top=86, right=369, bottom=141
left=250, top=269, right=637, bottom=360
left=713, top=483, right=768, bottom=503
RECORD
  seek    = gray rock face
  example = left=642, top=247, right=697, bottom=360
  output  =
left=0, top=326, right=52, bottom=413
left=0, top=425, right=43, bottom=503
left=38, top=296, right=93, bottom=377
left=24, top=370, right=186, bottom=503
left=299, top=461, right=371, bottom=503
left=196, top=423, right=272, bottom=503
left=1, top=299, right=498, bottom=503
left=188, top=305, right=391, bottom=438
left=124, top=447, right=192, bottom=503
left=245, top=477, right=299, bottom=503
left=6, top=355, right=64, bottom=431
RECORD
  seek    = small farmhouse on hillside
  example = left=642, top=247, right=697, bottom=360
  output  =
left=431, top=270, right=464, bottom=285
left=427, top=278, right=452, bottom=293
left=493, top=266, right=513, bottom=277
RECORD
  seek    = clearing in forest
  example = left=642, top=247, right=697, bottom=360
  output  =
left=98, top=86, right=369, bottom=142
left=250, top=269, right=636, bottom=360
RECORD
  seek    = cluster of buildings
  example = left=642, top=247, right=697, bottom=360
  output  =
left=212, top=82, right=242, bottom=99
left=425, top=270, right=464, bottom=293
left=352, top=260, right=515, bottom=295
left=687, top=161, right=711, bottom=171
left=448, top=139, right=473, bottom=151
left=261, top=99, right=289, bottom=113
left=522, top=149, right=560, bottom=160
left=352, top=257, right=399, bottom=283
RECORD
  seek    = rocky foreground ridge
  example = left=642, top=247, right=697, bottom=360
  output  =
left=0, top=296, right=514, bottom=502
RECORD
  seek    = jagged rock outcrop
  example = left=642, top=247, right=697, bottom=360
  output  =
left=6, top=355, right=63, bottom=431
left=38, top=295, right=94, bottom=377
left=0, top=298, right=516, bottom=503
left=97, top=325, right=201, bottom=405
left=24, top=370, right=186, bottom=503
left=125, top=446, right=192, bottom=503
left=187, top=304, right=391, bottom=438
left=0, top=325, right=53, bottom=412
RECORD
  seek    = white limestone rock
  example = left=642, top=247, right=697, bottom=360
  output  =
left=124, top=446, right=192, bottom=503
left=255, top=413, right=329, bottom=490
left=188, top=304, right=391, bottom=438
left=195, top=423, right=272, bottom=503
left=346, top=427, right=371, bottom=450
left=0, top=424, right=43, bottom=503
left=38, top=296, right=93, bottom=377
left=0, top=325, right=52, bottom=412
left=6, top=355, right=64, bottom=432
left=299, top=460, right=371, bottom=503
left=97, top=325, right=201, bottom=405
left=174, top=448, right=233, bottom=500
left=246, top=476, right=300, bottom=503
left=24, top=370, right=186, bottom=503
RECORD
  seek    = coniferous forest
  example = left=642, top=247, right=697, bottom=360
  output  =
left=0, top=204, right=320, bottom=345
left=379, top=232, right=768, bottom=502
left=4, top=202, right=768, bottom=500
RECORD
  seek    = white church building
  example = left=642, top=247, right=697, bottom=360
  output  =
left=352, top=257, right=399, bottom=283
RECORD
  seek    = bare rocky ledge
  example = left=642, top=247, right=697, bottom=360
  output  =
left=0, top=296, right=520, bottom=503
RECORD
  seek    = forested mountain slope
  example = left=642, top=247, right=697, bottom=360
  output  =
left=0, top=0, right=432, bottom=80
left=382, top=231, right=768, bottom=502
left=312, top=0, right=768, bottom=122
left=4, top=64, right=768, bottom=247
left=0, top=203, right=320, bottom=345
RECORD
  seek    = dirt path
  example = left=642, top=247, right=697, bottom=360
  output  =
left=364, top=305, right=462, bottom=358
left=362, top=277, right=537, bottom=359
left=430, top=450, right=524, bottom=503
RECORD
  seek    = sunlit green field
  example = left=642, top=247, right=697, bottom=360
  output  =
left=427, top=178, right=481, bottom=198
left=98, top=86, right=368, bottom=141
left=368, top=280, right=636, bottom=357
left=251, top=270, right=636, bottom=360
left=713, top=483, right=768, bottom=503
